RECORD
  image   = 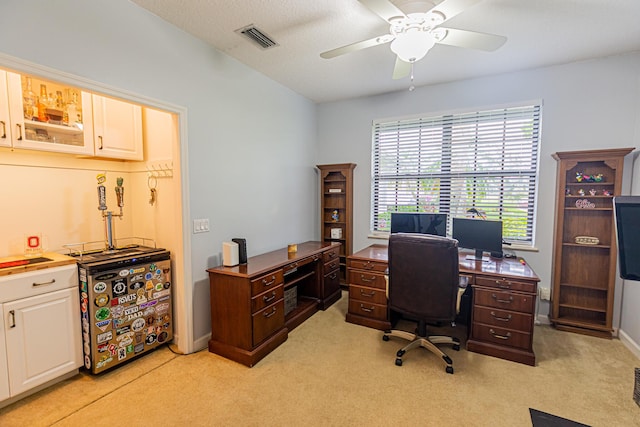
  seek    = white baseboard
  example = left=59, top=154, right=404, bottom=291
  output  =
left=193, top=333, right=211, bottom=353
left=619, top=329, right=640, bottom=360
left=535, top=314, right=551, bottom=325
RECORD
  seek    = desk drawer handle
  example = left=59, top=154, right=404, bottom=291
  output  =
left=287, top=262, right=298, bottom=269
left=359, top=304, right=374, bottom=313
left=359, top=289, right=377, bottom=298
left=33, top=278, right=56, bottom=287
left=489, top=329, right=511, bottom=340
left=359, top=274, right=376, bottom=283
left=329, top=272, right=338, bottom=280
left=312, top=255, right=319, bottom=262
left=490, top=311, right=512, bottom=322
left=263, top=307, right=277, bottom=318
left=363, top=261, right=374, bottom=270
left=328, top=251, right=336, bottom=258
left=491, top=293, right=513, bottom=304
left=496, top=280, right=511, bottom=289
left=263, top=292, right=276, bottom=303
left=262, top=276, right=276, bottom=287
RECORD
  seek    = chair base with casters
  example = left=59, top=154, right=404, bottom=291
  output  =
left=382, top=320, right=460, bottom=374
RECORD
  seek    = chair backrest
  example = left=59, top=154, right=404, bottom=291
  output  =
left=388, top=233, right=459, bottom=323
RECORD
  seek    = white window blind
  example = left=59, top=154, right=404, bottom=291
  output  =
left=371, top=104, right=541, bottom=245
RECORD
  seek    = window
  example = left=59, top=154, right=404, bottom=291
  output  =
left=371, top=103, right=541, bottom=245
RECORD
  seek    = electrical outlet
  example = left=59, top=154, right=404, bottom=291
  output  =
left=193, top=218, right=210, bottom=234
left=539, top=287, right=551, bottom=301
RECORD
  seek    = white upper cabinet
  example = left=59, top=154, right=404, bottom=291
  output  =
left=6, top=72, right=94, bottom=155
left=0, top=70, right=13, bottom=148
left=91, top=94, right=143, bottom=160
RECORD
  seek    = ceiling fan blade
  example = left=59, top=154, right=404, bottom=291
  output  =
left=320, top=34, right=394, bottom=59
left=392, top=57, right=411, bottom=80
left=436, top=28, right=506, bottom=51
left=358, top=0, right=406, bottom=22
left=430, top=0, right=482, bottom=23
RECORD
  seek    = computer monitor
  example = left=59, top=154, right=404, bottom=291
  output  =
left=452, top=217, right=503, bottom=261
left=390, top=212, right=447, bottom=237
left=613, top=196, right=640, bottom=281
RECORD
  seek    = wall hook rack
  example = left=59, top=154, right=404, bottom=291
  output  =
left=146, top=161, right=173, bottom=178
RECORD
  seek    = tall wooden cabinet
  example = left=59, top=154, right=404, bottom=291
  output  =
left=551, top=148, right=634, bottom=338
left=317, top=163, right=356, bottom=282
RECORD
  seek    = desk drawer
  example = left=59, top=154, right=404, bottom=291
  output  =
left=349, top=284, right=387, bottom=306
left=251, top=285, right=284, bottom=313
left=472, top=306, right=532, bottom=332
left=323, top=247, right=340, bottom=263
left=348, top=259, right=387, bottom=273
left=348, top=299, right=387, bottom=321
left=250, top=270, right=284, bottom=296
left=283, top=256, right=314, bottom=276
left=348, top=271, right=386, bottom=290
left=324, top=258, right=340, bottom=273
left=475, top=276, right=536, bottom=294
left=252, top=299, right=285, bottom=346
left=473, top=288, right=535, bottom=313
left=471, top=322, right=531, bottom=351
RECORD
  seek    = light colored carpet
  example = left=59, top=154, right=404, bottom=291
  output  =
left=1, top=291, right=638, bottom=427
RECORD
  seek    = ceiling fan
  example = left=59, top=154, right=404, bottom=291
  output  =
left=320, top=0, right=506, bottom=80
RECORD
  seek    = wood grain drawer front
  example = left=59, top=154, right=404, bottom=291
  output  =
left=283, top=256, right=315, bottom=275
left=252, top=299, right=285, bottom=346
left=251, top=285, right=284, bottom=313
left=324, top=268, right=340, bottom=285
left=348, top=259, right=387, bottom=273
left=473, top=306, right=532, bottom=332
left=250, top=270, right=284, bottom=296
left=471, top=323, right=532, bottom=350
left=324, top=258, right=340, bottom=273
left=348, top=299, right=387, bottom=321
left=348, top=271, right=386, bottom=290
left=474, top=288, right=535, bottom=313
left=349, top=285, right=387, bottom=306
left=475, top=276, right=536, bottom=294
left=323, top=247, right=340, bottom=263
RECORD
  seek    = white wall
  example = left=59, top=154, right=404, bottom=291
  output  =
left=0, top=0, right=318, bottom=351
left=317, top=51, right=640, bottom=349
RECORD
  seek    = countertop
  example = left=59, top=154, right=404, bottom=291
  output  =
left=0, top=252, right=77, bottom=277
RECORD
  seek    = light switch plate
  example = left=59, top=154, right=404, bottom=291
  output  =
left=193, top=218, right=210, bottom=233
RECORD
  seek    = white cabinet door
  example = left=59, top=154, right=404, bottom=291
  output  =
left=4, top=288, right=82, bottom=396
left=0, top=70, right=13, bottom=147
left=92, top=94, right=143, bottom=160
left=0, top=305, right=10, bottom=401
left=5, top=72, right=94, bottom=155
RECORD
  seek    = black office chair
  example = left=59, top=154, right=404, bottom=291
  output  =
left=383, top=233, right=461, bottom=374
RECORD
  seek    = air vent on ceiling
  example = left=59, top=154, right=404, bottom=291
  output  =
left=235, top=24, right=279, bottom=50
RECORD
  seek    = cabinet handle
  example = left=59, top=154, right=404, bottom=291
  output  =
left=489, top=329, right=511, bottom=340
left=16, top=123, right=22, bottom=140
left=262, top=276, right=276, bottom=287
left=359, top=274, right=376, bottom=283
left=363, top=261, right=374, bottom=270
left=496, top=280, right=511, bottom=289
left=9, top=310, right=16, bottom=328
left=98, top=135, right=103, bottom=149
left=329, top=273, right=337, bottom=280
left=312, top=255, right=319, bottom=262
left=32, top=278, right=56, bottom=287
left=359, top=304, right=374, bottom=313
left=0, top=120, right=5, bottom=138
left=263, top=292, right=276, bottom=303
left=491, top=293, right=513, bottom=304
left=328, top=251, right=336, bottom=258
left=359, top=289, right=376, bottom=298
left=263, top=307, right=277, bottom=318
left=490, top=311, right=512, bottom=322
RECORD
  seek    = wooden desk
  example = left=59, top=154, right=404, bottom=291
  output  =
left=346, top=245, right=540, bottom=366
left=207, top=241, right=341, bottom=367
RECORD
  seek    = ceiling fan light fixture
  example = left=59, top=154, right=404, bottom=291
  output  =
left=390, top=29, right=435, bottom=63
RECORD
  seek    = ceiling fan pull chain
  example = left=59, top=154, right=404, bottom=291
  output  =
left=409, top=61, right=416, bottom=92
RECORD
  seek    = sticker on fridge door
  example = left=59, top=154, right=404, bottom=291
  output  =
left=94, top=294, right=110, bottom=307
left=94, top=282, right=107, bottom=293
left=95, top=320, right=111, bottom=332
left=118, top=347, right=127, bottom=361
left=95, top=307, right=111, bottom=321
left=112, top=279, right=127, bottom=297
left=97, top=330, right=113, bottom=344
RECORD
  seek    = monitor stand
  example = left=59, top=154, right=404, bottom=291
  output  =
left=465, top=249, right=489, bottom=262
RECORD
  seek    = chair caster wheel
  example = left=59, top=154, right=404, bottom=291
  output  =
left=382, top=335, right=389, bottom=341
left=396, top=349, right=405, bottom=358
left=395, top=358, right=403, bottom=366
left=453, top=344, right=460, bottom=351
left=446, top=366, right=454, bottom=374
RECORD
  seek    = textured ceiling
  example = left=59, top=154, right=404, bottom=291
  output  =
left=130, top=0, right=640, bottom=103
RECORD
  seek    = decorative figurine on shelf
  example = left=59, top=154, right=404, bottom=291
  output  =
left=593, top=173, right=604, bottom=182
left=589, top=189, right=597, bottom=196
left=565, top=188, right=571, bottom=195
left=576, top=172, right=584, bottom=182
left=577, top=189, right=585, bottom=196
left=331, top=209, right=339, bottom=222
left=603, top=189, right=612, bottom=196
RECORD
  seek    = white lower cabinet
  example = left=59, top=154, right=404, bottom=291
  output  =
left=0, top=264, right=82, bottom=404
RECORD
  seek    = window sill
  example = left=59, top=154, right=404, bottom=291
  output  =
left=368, top=232, right=538, bottom=252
